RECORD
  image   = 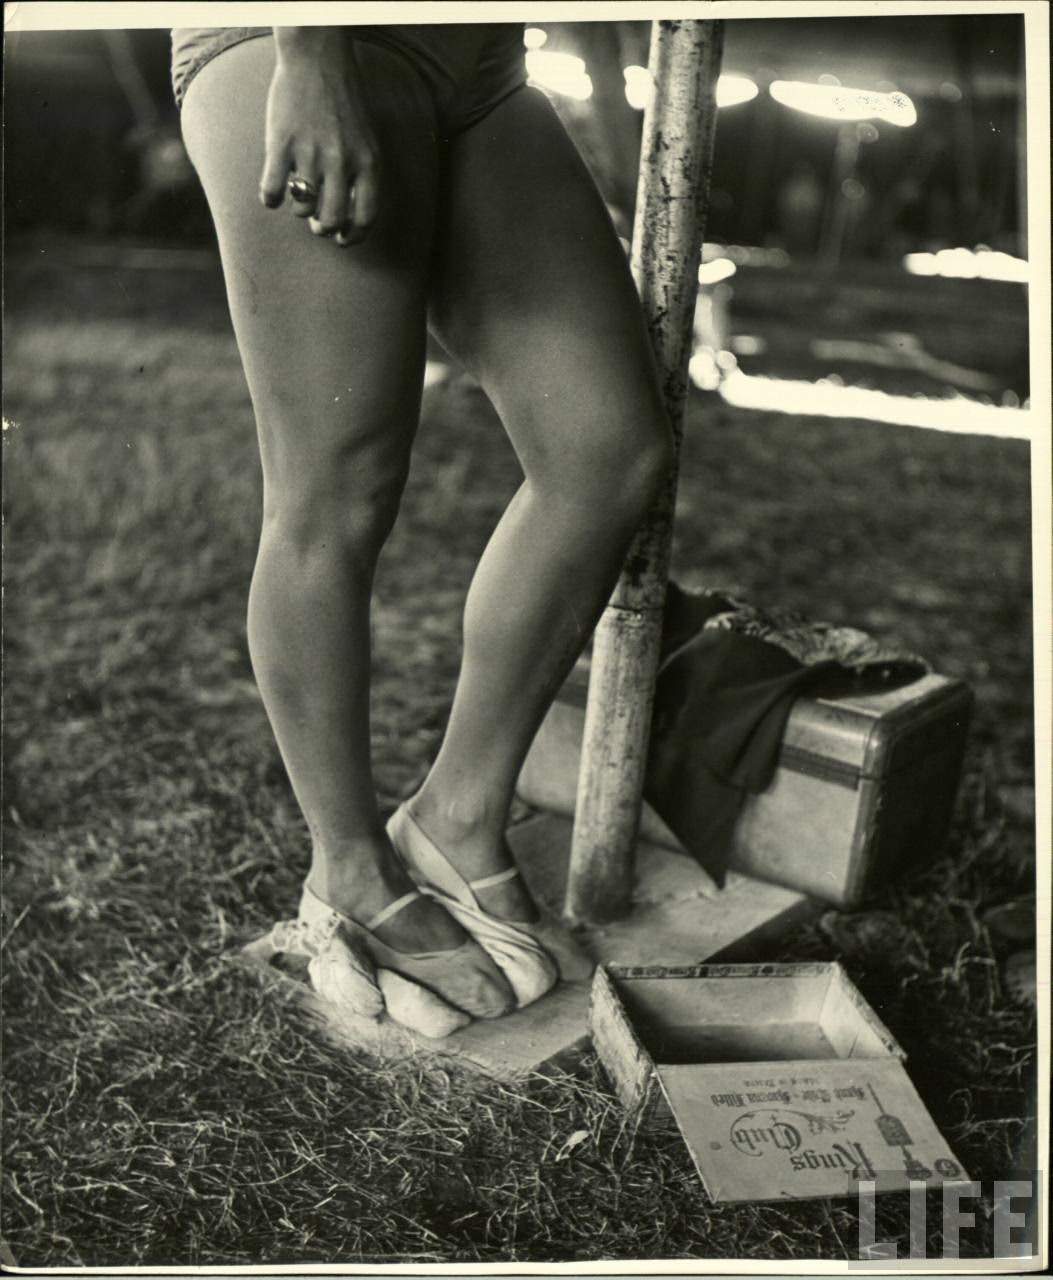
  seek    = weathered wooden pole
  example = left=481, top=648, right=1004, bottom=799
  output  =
left=564, top=19, right=724, bottom=924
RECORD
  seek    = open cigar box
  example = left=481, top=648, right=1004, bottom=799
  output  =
left=590, top=961, right=969, bottom=1203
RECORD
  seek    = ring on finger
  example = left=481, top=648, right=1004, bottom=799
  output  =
left=287, top=175, right=320, bottom=204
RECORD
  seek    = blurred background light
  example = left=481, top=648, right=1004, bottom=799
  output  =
left=704, top=243, right=792, bottom=269
left=527, top=49, right=593, bottom=100
left=523, top=27, right=548, bottom=50
left=712, top=367, right=1030, bottom=439
left=769, top=80, right=917, bottom=126
left=903, top=247, right=1029, bottom=282
left=623, top=64, right=653, bottom=110
left=697, top=257, right=737, bottom=285
left=623, top=68, right=758, bottom=111
left=716, top=74, right=760, bottom=108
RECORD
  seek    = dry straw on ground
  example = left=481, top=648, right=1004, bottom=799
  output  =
left=2, top=249, right=1037, bottom=1265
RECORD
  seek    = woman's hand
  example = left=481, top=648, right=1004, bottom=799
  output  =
left=258, top=27, right=380, bottom=246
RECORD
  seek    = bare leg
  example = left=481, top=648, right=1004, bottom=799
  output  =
left=180, top=37, right=513, bottom=1011
left=412, top=86, right=673, bottom=920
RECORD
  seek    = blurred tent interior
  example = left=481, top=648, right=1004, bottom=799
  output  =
left=4, top=12, right=1027, bottom=258
left=543, top=12, right=1026, bottom=263
left=4, top=12, right=1031, bottom=423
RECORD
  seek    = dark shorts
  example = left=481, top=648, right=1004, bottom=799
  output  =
left=170, top=23, right=527, bottom=135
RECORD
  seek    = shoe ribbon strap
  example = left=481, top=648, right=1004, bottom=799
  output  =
left=468, top=865, right=521, bottom=892
left=365, top=889, right=422, bottom=932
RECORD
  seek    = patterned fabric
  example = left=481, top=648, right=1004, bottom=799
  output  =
left=705, top=595, right=930, bottom=675
left=261, top=910, right=384, bottom=1021
left=661, top=584, right=929, bottom=680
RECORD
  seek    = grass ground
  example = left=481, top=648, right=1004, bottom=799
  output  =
left=2, top=243, right=1038, bottom=1266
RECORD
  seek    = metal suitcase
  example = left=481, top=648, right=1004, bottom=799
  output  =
left=516, top=670, right=973, bottom=908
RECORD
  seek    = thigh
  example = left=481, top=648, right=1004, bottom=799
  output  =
left=180, top=35, right=441, bottom=485
left=428, top=86, right=667, bottom=477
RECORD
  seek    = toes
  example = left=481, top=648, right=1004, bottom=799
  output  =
left=376, top=969, right=471, bottom=1038
left=430, top=893, right=559, bottom=1009
left=446, top=943, right=518, bottom=1019
left=365, top=933, right=517, bottom=1020
left=307, top=939, right=385, bottom=1020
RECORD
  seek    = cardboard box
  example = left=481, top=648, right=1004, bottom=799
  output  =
left=590, top=962, right=968, bottom=1203
left=517, top=670, right=972, bottom=907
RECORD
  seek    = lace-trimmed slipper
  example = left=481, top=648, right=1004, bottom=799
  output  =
left=255, top=889, right=475, bottom=1038
left=386, top=805, right=560, bottom=1007
left=299, top=882, right=513, bottom=1022
left=249, top=908, right=385, bottom=1021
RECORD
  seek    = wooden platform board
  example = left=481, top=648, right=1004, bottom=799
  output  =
left=240, top=812, right=818, bottom=1080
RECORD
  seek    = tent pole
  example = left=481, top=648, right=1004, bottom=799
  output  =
left=564, top=19, right=724, bottom=925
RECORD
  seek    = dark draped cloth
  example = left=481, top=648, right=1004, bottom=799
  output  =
left=643, top=584, right=929, bottom=884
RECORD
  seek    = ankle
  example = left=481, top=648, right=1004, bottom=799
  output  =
left=403, top=789, right=537, bottom=912
left=308, top=834, right=410, bottom=920
left=408, top=785, right=508, bottom=846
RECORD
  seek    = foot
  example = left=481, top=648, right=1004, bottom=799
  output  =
left=307, top=835, right=517, bottom=1018
left=402, top=794, right=540, bottom=924
left=394, top=798, right=595, bottom=983
left=307, top=833, right=469, bottom=953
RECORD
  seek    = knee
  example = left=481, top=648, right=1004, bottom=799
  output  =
left=621, top=418, right=674, bottom=520
left=262, top=448, right=406, bottom=570
left=542, top=411, right=673, bottom=528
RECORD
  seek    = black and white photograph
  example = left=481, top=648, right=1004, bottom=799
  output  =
left=2, top=0, right=1048, bottom=1270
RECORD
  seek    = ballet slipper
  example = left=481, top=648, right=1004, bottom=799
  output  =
left=436, top=870, right=594, bottom=982
left=375, top=969, right=470, bottom=1039
left=298, top=883, right=513, bottom=1021
left=262, top=913, right=384, bottom=1020
left=521, top=916, right=595, bottom=983
left=254, top=895, right=478, bottom=1037
left=386, top=805, right=560, bottom=1008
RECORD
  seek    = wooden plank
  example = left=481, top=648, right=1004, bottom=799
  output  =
left=235, top=814, right=816, bottom=1081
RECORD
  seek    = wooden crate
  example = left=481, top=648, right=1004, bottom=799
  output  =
left=590, top=962, right=968, bottom=1202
